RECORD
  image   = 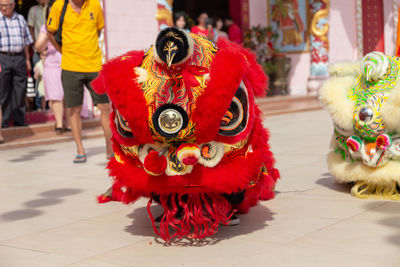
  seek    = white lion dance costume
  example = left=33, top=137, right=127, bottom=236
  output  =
left=320, top=51, right=400, bottom=200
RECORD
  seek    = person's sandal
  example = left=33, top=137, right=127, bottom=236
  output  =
left=64, top=128, right=72, bottom=133
left=73, top=154, right=87, bottom=163
left=0, top=136, right=4, bottom=144
left=55, top=127, right=63, bottom=134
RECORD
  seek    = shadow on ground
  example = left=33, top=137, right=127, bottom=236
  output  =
left=86, top=146, right=107, bottom=158
left=8, top=149, right=56, bottom=162
left=362, top=201, right=400, bottom=247
left=0, top=188, right=83, bottom=221
left=124, top=203, right=275, bottom=247
left=315, top=172, right=352, bottom=194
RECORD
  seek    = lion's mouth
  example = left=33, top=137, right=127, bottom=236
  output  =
left=135, top=141, right=225, bottom=176
left=119, top=138, right=250, bottom=176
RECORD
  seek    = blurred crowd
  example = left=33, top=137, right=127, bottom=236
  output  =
left=172, top=11, right=242, bottom=44
left=0, top=0, right=111, bottom=163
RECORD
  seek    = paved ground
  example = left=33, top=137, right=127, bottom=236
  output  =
left=1, top=110, right=399, bottom=267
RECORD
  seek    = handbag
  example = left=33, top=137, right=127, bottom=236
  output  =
left=54, top=0, right=69, bottom=47
left=26, top=72, right=35, bottom=98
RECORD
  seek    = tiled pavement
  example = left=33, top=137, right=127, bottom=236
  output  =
left=1, top=110, right=399, bottom=267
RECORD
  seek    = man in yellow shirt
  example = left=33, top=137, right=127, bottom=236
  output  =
left=47, top=0, right=112, bottom=163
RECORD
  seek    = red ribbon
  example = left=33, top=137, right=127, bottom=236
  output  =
left=182, top=65, right=209, bottom=99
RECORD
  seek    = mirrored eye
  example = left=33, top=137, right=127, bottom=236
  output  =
left=114, top=110, right=134, bottom=138
left=219, top=83, right=249, bottom=136
left=359, top=107, right=374, bottom=122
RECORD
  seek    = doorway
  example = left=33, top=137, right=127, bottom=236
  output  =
left=15, top=0, right=37, bottom=19
left=172, top=0, right=248, bottom=31
left=173, top=0, right=229, bottom=23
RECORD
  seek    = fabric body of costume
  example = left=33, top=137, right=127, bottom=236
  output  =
left=92, top=27, right=280, bottom=241
left=0, top=12, right=33, bottom=127
left=320, top=51, right=400, bottom=200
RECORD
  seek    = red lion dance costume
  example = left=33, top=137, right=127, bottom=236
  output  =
left=92, top=28, right=280, bottom=241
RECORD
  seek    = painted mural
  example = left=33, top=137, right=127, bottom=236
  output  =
left=269, top=0, right=309, bottom=53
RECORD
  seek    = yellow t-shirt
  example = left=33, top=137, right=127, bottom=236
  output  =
left=47, top=0, right=104, bottom=72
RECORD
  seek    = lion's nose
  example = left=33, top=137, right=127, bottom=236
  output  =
left=152, top=104, right=188, bottom=138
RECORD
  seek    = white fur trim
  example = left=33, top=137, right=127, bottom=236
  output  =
left=327, top=151, right=400, bottom=185
left=329, top=62, right=361, bottom=77
left=134, top=67, right=148, bottom=83
left=382, top=82, right=400, bottom=132
left=319, top=76, right=355, bottom=134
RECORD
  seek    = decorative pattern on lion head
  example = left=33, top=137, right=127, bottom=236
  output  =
left=92, top=28, right=280, bottom=241
left=320, top=51, right=400, bottom=200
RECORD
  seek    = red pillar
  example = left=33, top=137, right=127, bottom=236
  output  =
left=362, top=0, right=385, bottom=54
left=229, top=0, right=250, bottom=31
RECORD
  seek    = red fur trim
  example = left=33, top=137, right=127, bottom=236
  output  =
left=92, top=51, right=154, bottom=145
left=97, top=195, right=112, bottom=203
left=96, top=181, right=141, bottom=204
left=240, top=47, right=269, bottom=97
left=193, top=38, right=269, bottom=144
left=193, top=38, right=247, bottom=144
left=148, top=193, right=233, bottom=241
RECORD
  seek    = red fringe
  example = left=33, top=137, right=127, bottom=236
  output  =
left=147, top=193, right=233, bottom=242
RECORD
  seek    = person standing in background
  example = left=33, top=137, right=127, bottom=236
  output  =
left=47, top=0, right=112, bottom=163
left=0, top=0, right=33, bottom=136
left=28, top=0, right=48, bottom=62
left=35, top=0, right=70, bottom=134
left=28, top=0, right=49, bottom=111
left=224, top=16, right=242, bottom=44
left=174, top=11, right=189, bottom=33
left=212, top=16, right=228, bottom=42
left=191, top=12, right=214, bottom=40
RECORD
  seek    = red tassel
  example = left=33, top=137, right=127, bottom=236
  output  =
left=148, top=193, right=233, bottom=242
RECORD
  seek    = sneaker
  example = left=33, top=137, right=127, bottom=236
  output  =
left=227, top=214, right=240, bottom=226
left=153, top=211, right=183, bottom=227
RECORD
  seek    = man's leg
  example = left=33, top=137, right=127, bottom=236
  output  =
left=85, top=72, right=113, bottom=158
left=96, top=103, right=113, bottom=157
left=12, top=54, right=27, bottom=126
left=0, top=107, right=3, bottom=143
left=0, top=54, right=13, bottom=128
left=61, top=70, right=85, bottom=160
left=69, top=105, right=85, bottom=156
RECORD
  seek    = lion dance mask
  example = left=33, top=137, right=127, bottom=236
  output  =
left=321, top=51, right=400, bottom=200
left=92, top=28, right=280, bottom=241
